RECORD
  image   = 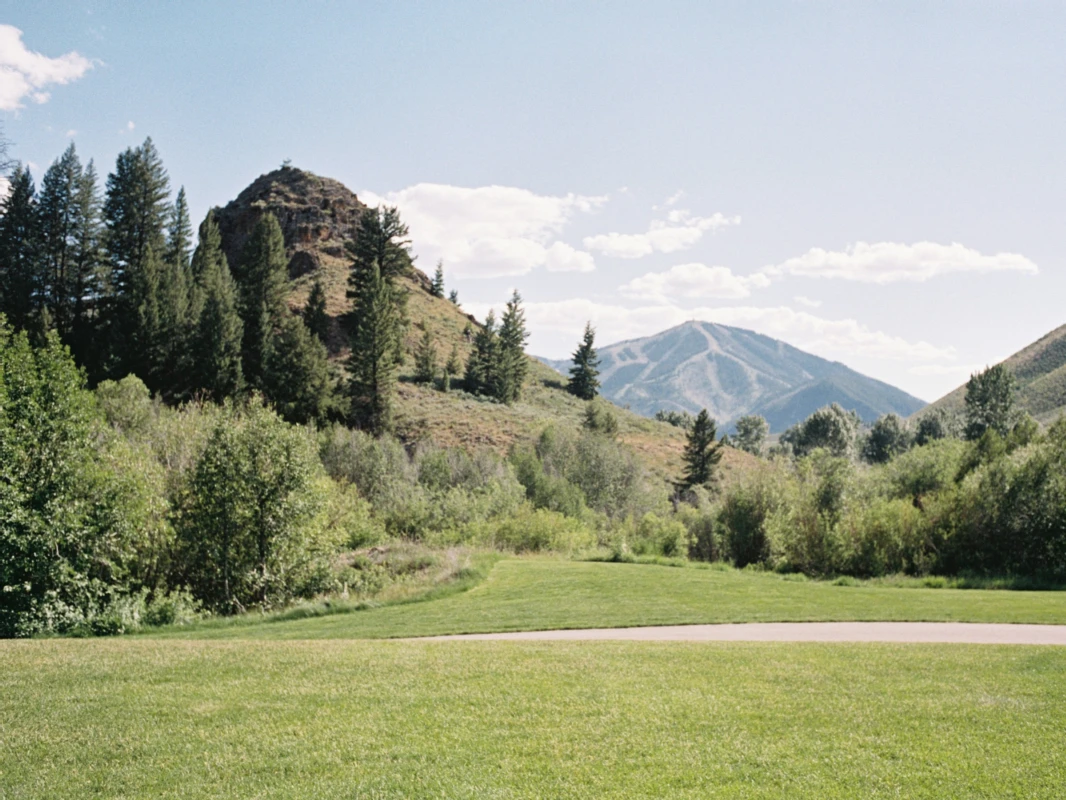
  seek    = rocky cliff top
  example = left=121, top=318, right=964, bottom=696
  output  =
left=214, top=165, right=368, bottom=278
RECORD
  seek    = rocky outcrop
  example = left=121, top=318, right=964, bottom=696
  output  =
left=214, top=165, right=368, bottom=277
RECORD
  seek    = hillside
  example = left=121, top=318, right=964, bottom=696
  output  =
left=922, top=322, right=1066, bottom=424
left=542, top=321, right=925, bottom=432
left=214, top=167, right=757, bottom=485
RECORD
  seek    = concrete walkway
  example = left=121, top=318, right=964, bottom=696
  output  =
left=415, top=622, right=1066, bottom=645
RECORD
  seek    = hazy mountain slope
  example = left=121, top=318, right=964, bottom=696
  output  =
left=922, top=322, right=1066, bottom=424
left=543, top=321, right=925, bottom=431
left=213, top=167, right=759, bottom=485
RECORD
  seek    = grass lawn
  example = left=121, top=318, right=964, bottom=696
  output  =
left=2, top=638, right=1064, bottom=798
left=149, top=558, right=1066, bottom=640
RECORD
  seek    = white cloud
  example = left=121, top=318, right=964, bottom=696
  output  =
left=0, top=25, right=93, bottom=111
left=793, top=295, right=822, bottom=308
left=619, top=263, right=771, bottom=302
left=359, top=183, right=605, bottom=278
left=64, top=128, right=76, bottom=137
left=544, top=241, right=595, bottom=273
left=468, top=298, right=955, bottom=365
left=766, top=241, right=1038, bottom=284
left=584, top=208, right=740, bottom=259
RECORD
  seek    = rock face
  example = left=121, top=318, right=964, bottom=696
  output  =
left=540, top=320, right=926, bottom=432
left=214, top=166, right=368, bottom=277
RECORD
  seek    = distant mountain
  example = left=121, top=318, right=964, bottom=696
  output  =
left=540, top=321, right=925, bottom=432
left=922, top=322, right=1066, bottom=425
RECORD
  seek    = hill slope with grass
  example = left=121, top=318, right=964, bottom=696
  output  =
left=543, top=320, right=924, bottom=432
left=214, top=167, right=755, bottom=484
left=922, top=322, right=1066, bottom=424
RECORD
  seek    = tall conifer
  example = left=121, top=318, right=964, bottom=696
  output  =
left=464, top=310, right=499, bottom=396
left=190, top=211, right=243, bottom=399
left=679, top=409, right=723, bottom=492
left=567, top=321, right=600, bottom=400
left=0, top=166, right=41, bottom=332
left=102, top=137, right=171, bottom=380
left=496, top=290, right=529, bottom=404
left=264, top=314, right=336, bottom=424
left=348, top=264, right=400, bottom=434
left=303, top=276, right=329, bottom=343
left=237, top=213, right=288, bottom=389
left=38, top=144, right=81, bottom=337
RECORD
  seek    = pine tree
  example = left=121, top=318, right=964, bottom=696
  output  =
left=430, top=260, right=445, bottom=297
left=679, top=409, right=723, bottom=492
left=414, top=327, right=437, bottom=383
left=166, top=187, right=193, bottom=272
left=442, top=344, right=462, bottom=392
left=102, top=138, right=171, bottom=380
left=347, top=205, right=410, bottom=365
left=67, top=159, right=105, bottom=373
left=348, top=264, right=401, bottom=434
left=464, top=310, right=499, bottom=396
left=449, top=289, right=459, bottom=305
left=0, top=166, right=42, bottom=332
left=37, top=145, right=81, bottom=337
left=496, top=290, right=529, bottom=404
left=346, top=205, right=413, bottom=289
left=237, top=213, right=289, bottom=389
left=193, top=253, right=244, bottom=400
left=263, top=313, right=336, bottom=424
left=567, top=321, right=600, bottom=400
left=303, top=276, right=330, bottom=343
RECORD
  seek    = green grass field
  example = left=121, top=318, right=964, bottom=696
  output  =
left=2, top=638, right=1064, bottom=798
left=149, top=558, right=1066, bottom=640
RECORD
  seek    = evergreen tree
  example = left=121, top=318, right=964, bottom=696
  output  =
left=236, top=213, right=289, bottom=389
left=964, top=364, right=1017, bottom=440
left=464, top=309, right=499, bottom=396
left=263, top=314, right=336, bottom=424
left=430, top=260, right=445, bottom=297
left=0, top=166, right=42, bottom=332
left=414, top=327, right=438, bottom=383
left=347, top=205, right=410, bottom=365
left=102, top=138, right=171, bottom=381
left=496, top=290, right=529, bottom=403
left=158, top=188, right=194, bottom=391
left=346, top=205, right=413, bottom=288
left=567, top=321, right=600, bottom=400
left=37, top=144, right=82, bottom=337
left=166, top=187, right=193, bottom=272
left=347, top=264, right=401, bottom=434
left=191, top=212, right=243, bottom=400
left=303, top=276, right=330, bottom=343
left=67, top=159, right=105, bottom=372
left=449, top=289, right=459, bottom=305
left=679, top=409, right=723, bottom=491
left=443, top=344, right=462, bottom=392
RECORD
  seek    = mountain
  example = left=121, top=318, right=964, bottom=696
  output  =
left=922, top=322, right=1066, bottom=424
left=213, top=167, right=759, bottom=485
left=541, top=321, right=925, bottom=432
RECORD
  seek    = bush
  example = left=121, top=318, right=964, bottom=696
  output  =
left=177, top=400, right=336, bottom=613
left=627, top=513, right=689, bottom=557
left=473, top=505, right=596, bottom=554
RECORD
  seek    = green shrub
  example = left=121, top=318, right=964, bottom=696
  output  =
left=473, top=505, right=596, bottom=554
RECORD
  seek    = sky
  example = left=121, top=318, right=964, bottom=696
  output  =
left=2, top=1, right=1064, bottom=402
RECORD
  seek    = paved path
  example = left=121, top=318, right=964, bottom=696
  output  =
left=415, top=622, right=1066, bottom=645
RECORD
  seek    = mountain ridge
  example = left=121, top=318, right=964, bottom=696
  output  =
left=922, top=322, right=1066, bottom=424
left=541, top=320, right=926, bottom=431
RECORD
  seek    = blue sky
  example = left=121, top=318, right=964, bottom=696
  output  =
left=2, top=1, right=1064, bottom=401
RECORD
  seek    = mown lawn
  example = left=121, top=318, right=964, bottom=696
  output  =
left=1, top=638, right=1064, bottom=798
left=150, top=558, right=1066, bottom=640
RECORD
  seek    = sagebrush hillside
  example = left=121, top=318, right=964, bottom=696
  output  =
left=543, top=320, right=926, bottom=432
left=922, top=322, right=1066, bottom=424
left=214, top=166, right=756, bottom=485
